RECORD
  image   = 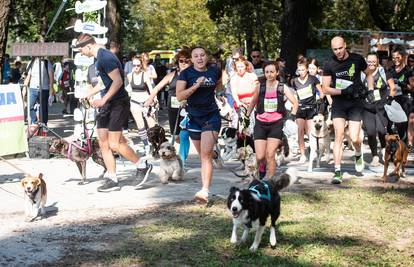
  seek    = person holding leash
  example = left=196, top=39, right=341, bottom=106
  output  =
left=74, top=34, right=152, bottom=192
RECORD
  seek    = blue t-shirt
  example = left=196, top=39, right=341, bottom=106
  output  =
left=178, top=66, right=221, bottom=116
left=95, top=48, right=128, bottom=100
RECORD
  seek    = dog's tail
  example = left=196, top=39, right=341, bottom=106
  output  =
left=270, top=167, right=297, bottom=192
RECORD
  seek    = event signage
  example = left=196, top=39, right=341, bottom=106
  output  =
left=75, top=0, right=107, bottom=14
left=74, top=19, right=108, bottom=35
left=12, top=43, right=69, bottom=57
left=0, top=85, right=28, bottom=156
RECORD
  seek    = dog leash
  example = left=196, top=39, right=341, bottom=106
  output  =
left=0, top=186, right=24, bottom=199
left=0, top=156, right=31, bottom=176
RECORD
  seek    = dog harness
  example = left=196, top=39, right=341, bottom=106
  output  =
left=249, top=180, right=272, bottom=201
left=67, top=140, right=91, bottom=161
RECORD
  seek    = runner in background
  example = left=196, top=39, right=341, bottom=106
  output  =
left=292, top=57, right=324, bottom=163
left=250, top=48, right=266, bottom=82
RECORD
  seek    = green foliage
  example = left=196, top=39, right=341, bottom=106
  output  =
left=122, top=0, right=228, bottom=54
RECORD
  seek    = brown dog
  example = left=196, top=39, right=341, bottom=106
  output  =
left=49, top=138, right=106, bottom=184
left=21, top=173, right=47, bottom=222
left=382, top=134, right=409, bottom=182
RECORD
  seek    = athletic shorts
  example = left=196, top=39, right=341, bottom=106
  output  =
left=331, top=97, right=363, bottom=121
left=296, top=107, right=316, bottom=120
left=254, top=118, right=284, bottom=140
left=187, top=110, right=221, bottom=140
left=97, top=96, right=130, bottom=131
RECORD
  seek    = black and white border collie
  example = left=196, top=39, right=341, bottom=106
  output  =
left=221, top=127, right=255, bottom=161
left=227, top=168, right=297, bottom=252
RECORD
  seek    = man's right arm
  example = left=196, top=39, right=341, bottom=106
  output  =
left=322, top=75, right=342, bottom=96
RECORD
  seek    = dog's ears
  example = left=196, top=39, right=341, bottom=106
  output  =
left=229, top=186, right=238, bottom=194
left=395, top=135, right=400, bottom=141
left=20, top=177, right=27, bottom=187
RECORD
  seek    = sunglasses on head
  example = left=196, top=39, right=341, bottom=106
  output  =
left=179, top=59, right=190, bottom=64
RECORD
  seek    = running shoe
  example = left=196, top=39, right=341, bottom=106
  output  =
left=97, top=178, right=120, bottom=192
left=370, top=155, right=380, bottom=167
left=298, top=154, right=307, bottom=164
left=194, top=189, right=209, bottom=203
left=355, top=153, right=365, bottom=173
left=331, top=171, right=342, bottom=184
left=134, top=161, right=153, bottom=189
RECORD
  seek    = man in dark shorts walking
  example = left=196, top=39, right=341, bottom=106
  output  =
left=75, top=34, right=152, bottom=192
left=322, top=36, right=374, bottom=184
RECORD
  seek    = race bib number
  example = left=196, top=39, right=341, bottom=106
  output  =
left=336, top=79, right=353, bottom=90
left=297, top=85, right=313, bottom=100
left=264, top=97, right=278, bottom=112
left=170, top=96, right=180, bottom=108
left=373, top=89, right=381, bottom=101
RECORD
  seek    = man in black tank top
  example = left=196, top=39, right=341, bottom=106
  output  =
left=322, top=36, right=374, bottom=184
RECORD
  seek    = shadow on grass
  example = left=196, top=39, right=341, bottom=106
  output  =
left=11, top=201, right=397, bottom=267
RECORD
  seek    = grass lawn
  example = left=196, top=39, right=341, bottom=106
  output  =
left=63, top=186, right=414, bottom=267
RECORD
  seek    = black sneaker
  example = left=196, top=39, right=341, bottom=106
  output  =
left=97, top=178, right=120, bottom=192
left=331, top=171, right=342, bottom=185
left=134, top=161, right=153, bottom=189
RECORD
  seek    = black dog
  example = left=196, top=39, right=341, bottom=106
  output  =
left=49, top=138, right=106, bottom=184
left=227, top=168, right=297, bottom=252
left=147, top=125, right=168, bottom=158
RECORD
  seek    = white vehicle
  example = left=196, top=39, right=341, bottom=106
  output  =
left=75, top=0, right=107, bottom=14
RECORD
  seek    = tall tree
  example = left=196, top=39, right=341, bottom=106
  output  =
left=106, top=0, right=121, bottom=45
left=279, top=0, right=312, bottom=75
left=0, top=0, right=11, bottom=82
left=368, top=0, right=414, bottom=31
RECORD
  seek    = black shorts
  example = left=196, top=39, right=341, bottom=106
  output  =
left=187, top=110, right=221, bottom=141
left=331, top=97, right=363, bottom=121
left=254, top=119, right=284, bottom=140
left=296, top=107, right=316, bottom=120
left=97, top=96, right=130, bottom=131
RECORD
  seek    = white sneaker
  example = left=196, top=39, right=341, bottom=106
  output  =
left=371, top=155, right=380, bottom=167
left=298, top=155, right=307, bottom=163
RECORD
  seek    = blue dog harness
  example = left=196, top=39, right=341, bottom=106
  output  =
left=249, top=180, right=272, bottom=201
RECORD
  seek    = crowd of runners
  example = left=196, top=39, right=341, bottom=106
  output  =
left=9, top=33, right=414, bottom=201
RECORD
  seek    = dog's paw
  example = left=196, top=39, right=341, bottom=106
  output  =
left=249, top=244, right=259, bottom=252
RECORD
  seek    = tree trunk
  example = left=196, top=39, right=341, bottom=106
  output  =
left=0, top=0, right=11, bottom=83
left=280, top=0, right=311, bottom=75
left=106, top=0, right=121, bottom=46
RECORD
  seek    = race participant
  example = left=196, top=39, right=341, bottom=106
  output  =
left=389, top=45, right=412, bottom=141
left=245, top=61, right=298, bottom=179
left=141, top=52, right=157, bottom=87
left=362, top=52, right=396, bottom=166
left=309, top=58, right=332, bottom=114
left=230, top=56, right=259, bottom=135
left=322, top=36, right=374, bottom=184
left=292, top=57, right=324, bottom=163
left=75, top=33, right=152, bottom=192
left=145, top=49, right=192, bottom=164
left=127, top=56, right=157, bottom=156
left=250, top=48, right=266, bottom=81
left=176, top=46, right=222, bottom=203
left=408, top=54, right=414, bottom=70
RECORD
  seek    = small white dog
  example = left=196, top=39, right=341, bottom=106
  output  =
left=158, top=141, right=184, bottom=184
left=21, top=173, right=47, bottom=222
left=308, top=114, right=331, bottom=172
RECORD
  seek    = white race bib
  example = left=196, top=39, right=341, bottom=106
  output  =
left=373, top=89, right=381, bottom=102
left=264, top=97, right=278, bottom=112
left=336, top=79, right=353, bottom=90
left=297, top=85, right=313, bottom=100
left=170, top=96, right=180, bottom=109
left=394, top=79, right=402, bottom=96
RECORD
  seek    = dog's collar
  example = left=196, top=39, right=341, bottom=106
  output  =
left=249, top=181, right=271, bottom=201
left=26, top=187, right=40, bottom=203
